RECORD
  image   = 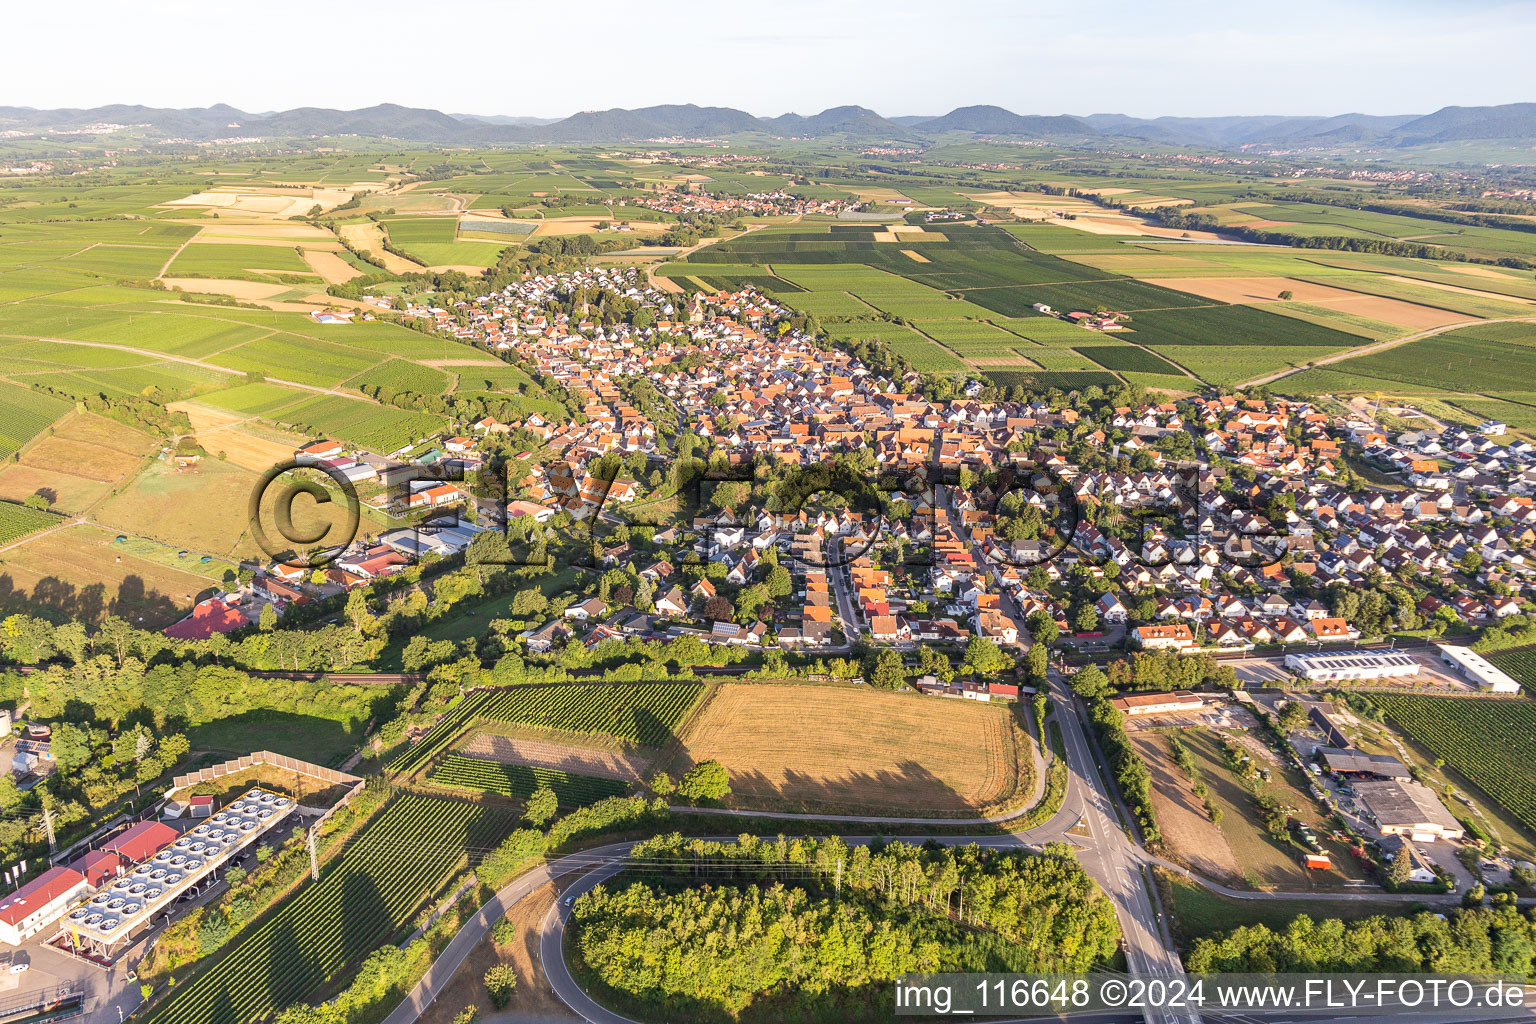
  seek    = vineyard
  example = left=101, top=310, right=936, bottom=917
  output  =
left=389, top=683, right=705, bottom=775
left=430, top=752, right=628, bottom=804
left=0, top=502, right=64, bottom=546
left=1369, top=695, right=1536, bottom=834
left=144, top=794, right=512, bottom=1024
left=1488, top=648, right=1536, bottom=692
left=0, top=384, right=70, bottom=459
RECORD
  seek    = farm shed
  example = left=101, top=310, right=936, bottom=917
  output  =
left=1436, top=644, right=1521, bottom=694
left=1354, top=780, right=1465, bottom=842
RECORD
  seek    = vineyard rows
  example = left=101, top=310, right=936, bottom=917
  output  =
left=1487, top=648, right=1536, bottom=693
left=145, top=795, right=512, bottom=1024
left=390, top=683, right=703, bottom=775
left=476, top=682, right=704, bottom=747
left=1370, top=695, right=1536, bottom=834
left=431, top=753, right=628, bottom=805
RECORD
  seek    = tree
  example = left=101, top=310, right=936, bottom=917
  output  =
left=258, top=603, right=278, bottom=632
left=20, top=494, right=51, bottom=511
left=648, top=772, right=675, bottom=797
left=452, top=1008, right=479, bottom=1024
left=522, top=786, right=558, bottom=826
left=1025, top=642, right=1048, bottom=681
left=865, top=648, right=907, bottom=690
left=1459, top=549, right=1484, bottom=576
left=1277, top=701, right=1309, bottom=733
left=1027, top=610, right=1060, bottom=646
left=1387, top=846, right=1414, bottom=885
left=1073, top=604, right=1100, bottom=633
left=483, top=964, right=517, bottom=1009
left=1278, top=290, right=1294, bottom=300
left=677, top=760, right=731, bottom=803
left=1070, top=665, right=1110, bottom=699
left=703, top=595, right=734, bottom=621
left=962, top=635, right=1009, bottom=675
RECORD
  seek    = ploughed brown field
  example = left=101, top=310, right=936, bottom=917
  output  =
left=671, top=683, right=1027, bottom=816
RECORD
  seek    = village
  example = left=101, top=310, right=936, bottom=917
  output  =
left=157, top=263, right=1536, bottom=689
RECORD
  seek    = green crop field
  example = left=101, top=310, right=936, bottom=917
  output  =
left=1369, top=695, right=1536, bottom=835
left=0, top=502, right=64, bottom=545
left=1124, top=304, right=1362, bottom=349
left=983, top=369, right=1121, bottom=391
left=1275, top=322, right=1536, bottom=395
left=196, top=382, right=309, bottom=416
left=389, top=683, right=704, bottom=776
left=430, top=752, right=628, bottom=805
left=143, top=795, right=514, bottom=1024
left=344, top=358, right=452, bottom=396
left=1155, top=345, right=1344, bottom=387
left=209, top=333, right=380, bottom=388
left=478, top=682, right=705, bottom=746
left=270, top=393, right=444, bottom=454
left=382, top=216, right=507, bottom=267
left=1488, top=649, right=1536, bottom=692
left=164, top=243, right=313, bottom=280
left=1074, top=344, right=1182, bottom=373
left=0, top=384, right=71, bottom=458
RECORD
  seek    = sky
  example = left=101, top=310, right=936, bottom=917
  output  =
left=5, top=0, right=1533, bottom=119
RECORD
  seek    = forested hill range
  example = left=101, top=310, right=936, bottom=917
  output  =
left=5, top=100, right=1536, bottom=151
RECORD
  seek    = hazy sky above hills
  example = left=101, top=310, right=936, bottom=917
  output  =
left=7, top=0, right=1533, bottom=118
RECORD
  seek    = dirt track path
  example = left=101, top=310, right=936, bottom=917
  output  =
left=1238, top=314, right=1536, bottom=388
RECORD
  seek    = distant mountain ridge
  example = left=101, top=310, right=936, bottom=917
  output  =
left=1, top=100, right=1533, bottom=148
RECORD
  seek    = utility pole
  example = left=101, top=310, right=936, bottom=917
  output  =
left=43, top=808, right=55, bottom=858
left=307, top=824, right=320, bottom=881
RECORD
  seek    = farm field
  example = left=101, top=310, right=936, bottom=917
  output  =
left=1369, top=695, right=1536, bottom=835
left=1486, top=648, right=1536, bottom=692
left=0, top=412, right=157, bottom=513
left=390, top=682, right=705, bottom=776
left=677, top=220, right=1375, bottom=387
left=0, top=384, right=73, bottom=459
left=143, top=795, right=513, bottom=1024
left=0, top=523, right=219, bottom=626
left=381, top=216, right=507, bottom=268
left=268, top=393, right=444, bottom=454
left=458, top=731, right=651, bottom=780
left=429, top=752, right=629, bottom=805
left=1276, top=322, right=1536, bottom=398
left=92, top=458, right=370, bottom=562
left=163, top=242, right=316, bottom=282
left=0, top=502, right=64, bottom=547
left=666, top=683, right=1029, bottom=815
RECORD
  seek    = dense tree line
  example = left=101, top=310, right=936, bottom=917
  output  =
left=1187, top=904, right=1536, bottom=976
left=1089, top=697, right=1161, bottom=846
left=574, top=835, right=1118, bottom=1021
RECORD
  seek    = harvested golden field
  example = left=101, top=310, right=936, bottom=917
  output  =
left=530, top=217, right=667, bottom=237
left=336, top=221, right=424, bottom=274
left=168, top=401, right=306, bottom=472
left=1132, top=734, right=1239, bottom=881
left=1144, top=276, right=1470, bottom=330
left=672, top=683, right=1028, bottom=815
left=0, top=413, right=156, bottom=513
left=94, top=458, right=367, bottom=560
left=300, top=249, right=363, bottom=284
left=0, top=524, right=217, bottom=627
